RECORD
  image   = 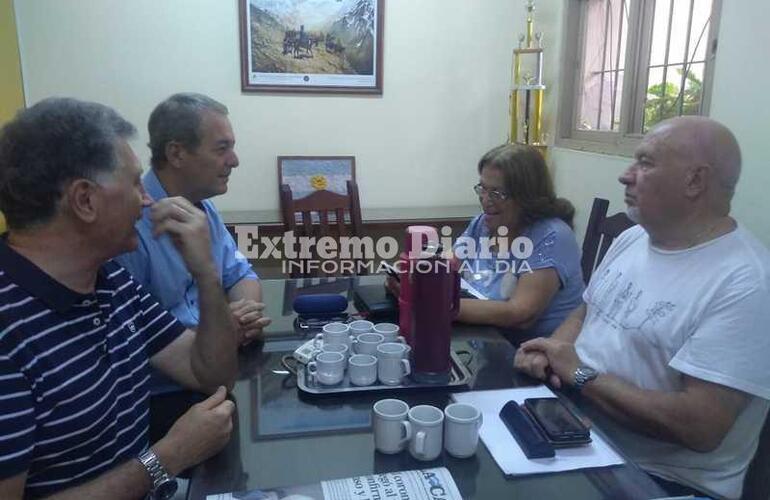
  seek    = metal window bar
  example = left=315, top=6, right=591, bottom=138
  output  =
left=597, top=0, right=613, bottom=129
left=593, top=59, right=707, bottom=75
left=678, top=0, right=696, bottom=115
left=610, top=0, right=627, bottom=130
left=656, top=13, right=712, bottom=119
left=569, top=0, right=718, bottom=142
left=694, top=17, right=713, bottom=114
left=658, top=0, right=677, bottom=123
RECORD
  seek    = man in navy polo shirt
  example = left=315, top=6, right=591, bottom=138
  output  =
left=0, top=98, right=239, bottom=499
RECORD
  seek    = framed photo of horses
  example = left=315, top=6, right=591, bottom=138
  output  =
left=239, top=0, right=384, bottom=94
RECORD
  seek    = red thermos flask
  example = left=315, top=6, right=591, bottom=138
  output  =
left=397, top=226, right=460, bottom=384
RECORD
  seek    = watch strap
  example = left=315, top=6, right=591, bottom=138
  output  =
left=138, top=449, right=174, bottom=498
left=573, top=366, right=598, bottom=390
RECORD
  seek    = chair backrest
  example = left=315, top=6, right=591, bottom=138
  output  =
left=280, top=179, right=363, bottom=237
left=581, top=198, right=636, bottom=284
left=742, top=411, right=770, bottom=500
left=279, top=180, right=364, bottom=277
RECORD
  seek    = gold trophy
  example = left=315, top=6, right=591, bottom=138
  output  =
left=510, top=1, right=546, bottom=147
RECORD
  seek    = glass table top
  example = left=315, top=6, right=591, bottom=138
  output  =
left=188, top=276, right=665, bottom=499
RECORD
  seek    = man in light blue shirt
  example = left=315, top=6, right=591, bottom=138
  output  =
left=118, top=93, right=269, bottom=346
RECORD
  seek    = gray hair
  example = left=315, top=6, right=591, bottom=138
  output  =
left=147, top=93, right=228, bottom=169
left=0, top=97, right=136, bottom=230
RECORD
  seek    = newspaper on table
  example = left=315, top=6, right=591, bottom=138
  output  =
left=206, top=467, right=462, bottom=500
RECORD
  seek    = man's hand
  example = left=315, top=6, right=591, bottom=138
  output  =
left=513, top=348, right=551, bottom=381
left=518, top=337, right=583, bottom=389
left=230, top=299, right=271, bottom=345
left=153, top=386, right=235, bottom=476
left=150, top=197, right=214, bottom=277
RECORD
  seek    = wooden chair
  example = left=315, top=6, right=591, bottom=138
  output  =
left=743, top=412, right=770, bottom=500
left=581, top=198, right=636, bottom=284
left=279, top=180, right=364, bottom=277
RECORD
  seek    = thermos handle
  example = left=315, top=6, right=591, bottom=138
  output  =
left=451, top=265, right=461, bottom=317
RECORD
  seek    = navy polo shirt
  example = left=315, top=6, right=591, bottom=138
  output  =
left=0, top=239, right=185, bottom=498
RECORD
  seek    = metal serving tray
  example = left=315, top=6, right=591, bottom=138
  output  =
left=297, top=350, right=472, bottom=395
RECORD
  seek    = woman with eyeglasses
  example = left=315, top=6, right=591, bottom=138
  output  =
left=452, top=143, right=584, bottom=339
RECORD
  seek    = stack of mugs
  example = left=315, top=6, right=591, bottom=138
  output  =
left=307, top=320, right=412, bottom=387
left=372, top=399, right=483, bottom=461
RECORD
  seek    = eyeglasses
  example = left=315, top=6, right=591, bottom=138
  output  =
left=473, top=183, right=509, bottom=202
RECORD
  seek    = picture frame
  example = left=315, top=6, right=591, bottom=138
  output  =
left=239, top=0, right=384, bottom=94
left=278, top=155, right=356, bottom=200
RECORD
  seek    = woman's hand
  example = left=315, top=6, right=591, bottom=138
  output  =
left=385, top=275, right=401, bottom=298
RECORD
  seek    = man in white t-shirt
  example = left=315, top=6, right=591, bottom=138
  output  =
left=514, top=116, right=770, bottom=500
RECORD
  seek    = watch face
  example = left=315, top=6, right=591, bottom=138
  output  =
left=156, top=479, right=178, bottom=500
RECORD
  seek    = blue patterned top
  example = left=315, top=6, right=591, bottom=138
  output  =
left=454, top=215, right=584, bottom=338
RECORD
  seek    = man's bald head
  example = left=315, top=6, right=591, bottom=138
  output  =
left=650, top=116, right=742, bottom=199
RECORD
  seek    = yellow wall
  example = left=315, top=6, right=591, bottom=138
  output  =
left=0, top=0, right=24, bottom=125
left=0, top=0, right=23, bottom=231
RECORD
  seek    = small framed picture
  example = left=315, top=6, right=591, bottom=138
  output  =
left=240, top=0, right=384, bottom=94
left=278, top=156, right=356, bottom=200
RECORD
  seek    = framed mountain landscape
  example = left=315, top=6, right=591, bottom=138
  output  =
left=239, top=0, right=383, bottom=94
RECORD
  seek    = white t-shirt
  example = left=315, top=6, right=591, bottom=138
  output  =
left=576, top=224, right=770, bottom=500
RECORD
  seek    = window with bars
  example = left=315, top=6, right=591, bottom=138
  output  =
left=558, top=0, right=722, bottom=155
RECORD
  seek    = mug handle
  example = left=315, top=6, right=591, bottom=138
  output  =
left=313, top=333, right=323, bottom=350
left=401, top=359, right=411, bottom=377
left=395, top=335, right=406, bottom=344
left=414, top=430, right=426, bottom=455
left=307, top=361, right=317, bottom=384
left=401, top=420, right=412, bottom=444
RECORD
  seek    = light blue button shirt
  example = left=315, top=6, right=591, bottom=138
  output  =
left=454, top=215, right=584, bottom=338
left=116, top=169, right=258, bottom=329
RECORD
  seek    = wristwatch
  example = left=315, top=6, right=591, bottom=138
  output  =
left=573, top=365, right=599, bottom=391
left=138, top=449, right=178, bottom=500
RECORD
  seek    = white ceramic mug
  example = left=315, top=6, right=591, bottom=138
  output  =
left=349, top=319, right=374, bottom=336
left=314, top=322, right=353, bottom=350
left=376, top=342, right=411, bottom=386
left=353, top=332, right=384, bottom=356
left=348, top=354, right=377, bottom=386
left=372, top=399, right=412, bottom=454
left=373, top=323, right=405, bottom=344
left=320, top=342, right=349, bottom=360
left=443, top=403, right=483, bottom=458
left=407, top=405, right=444, bottom=461
left=306, top=351, right=345, bottom=386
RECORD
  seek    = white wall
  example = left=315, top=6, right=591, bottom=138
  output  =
left=15, top=0, right=534, bottom=213
left=707, top=0, right=770, bottom=247
left=15, top=1, right=768, bottom=246
left=546, top=0, right=770, bottom=247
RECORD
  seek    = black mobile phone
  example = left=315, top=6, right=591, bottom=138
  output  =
left=523, top=398, right=592, bottom=446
